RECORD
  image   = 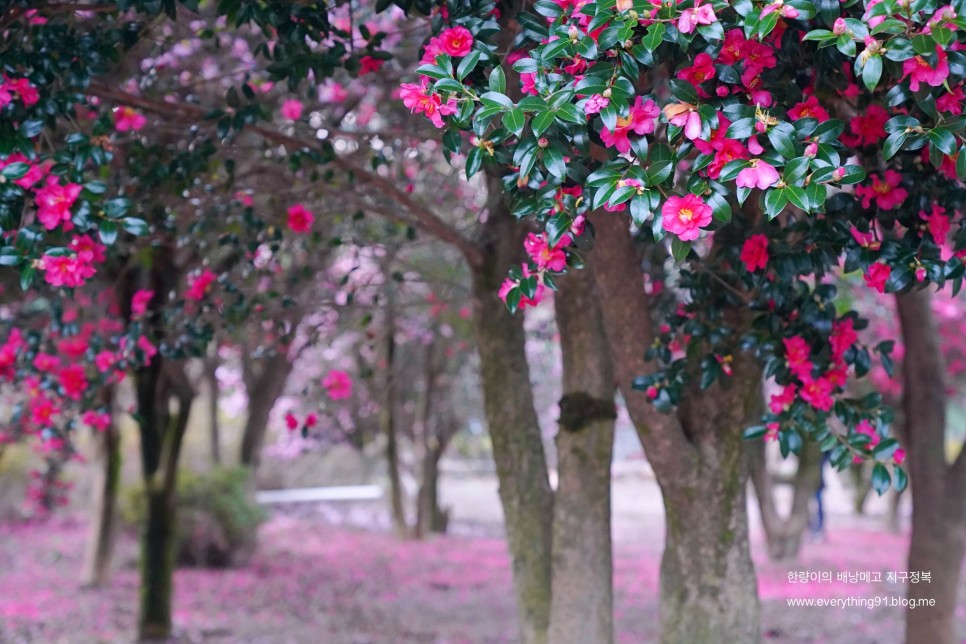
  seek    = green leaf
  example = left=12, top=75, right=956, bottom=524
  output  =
left=957, top=145, right=966, bottom=181
left=555, top=103, right=584, bottom=124
left=1, top=163, right=30, bottom=180
left=480, top=92, right=514, bottom=109
left=456, top=50, right=481, bottom=81
left=465, top=146, right=484, bottom=179
left=743, top=425, right=768, bottom=440
left=511, top=58, right=538, bottom=74
left=103, top=198, right=131, bottom=219
left=532, top=110, right=555, bottom=137
left=544, top=145, right=566, bottom=179
left=121, top=218, right=150, bottom=236
left=784, top=185, right=809, bottom=211
left=503, top=108, right=525, bottom=137
left=882, top=131, right=907, bottom=160
left=19, top=265, right=34, bottom=291
left=861, top=55, right=882, bottom=91
left=871, top=462, right=891, bottom=495
left=670, top=237, right=691, bottom=261
left=643, top=22, right=665, bottom=51
left=893, top=466, right=908, bottom=492
left=708, top=191, right=732, bottom=223
left=766, top=122, right=797, bottom=159
left=488, top=66, right=506, bottom=94
left=928, top=127, right=957, bottom=156
left=98, top=220, right=118, bottom=245
left=646, top=160, right=674, bottom=186
left=764, top=188, right=788, bottom=219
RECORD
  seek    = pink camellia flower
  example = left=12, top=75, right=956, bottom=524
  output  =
left=677, top=1, right=716, bottom=33
left=35, top=178, right=82, bottom=231
left=287, top=203, right=314, bottom=234
left=499, top=264, right=546, bottom=309
left=6, top=77, right=39, bottom=106
left=131, top=289, right=154, bottom=317
left=663, top=102, right=702, bottom=140
left=95, top=350, right=116, bottom=373
left=787, top=95, right=830, bottom=122
left=739, top=234, right=769, bottom=272
left=524, top=232, right=571, bottom=272
left=438, top=26, right=474, bottom=57
left=284, top=412, right=299, bottom=430
left=661, top=193, right=712, bottom=241
left=676, top=53, right=716, bottom=91
left=42, top=254, right=95, bottom=288
left=600, top=96, right=659, bottom=153
left=33, top=353, right=60, bottom=372
left=399, top=79, right=458, bottom=128
left=783, top=336, right=813, bottom=380
left=920, top=203, right=950, bottom=245
left=936, top=85, right=965, bottom=115
left=323, top=370, right=353, bottom=400
left=185, top=269, right=217, bottom=301
left=358, top=55, right=384, bottom=76
left=136, top=335, right=158, bottom=362
left=902, top=46, right=950, bottom=92
left=113, top=106, right=147, bottom=132
left=305, top=412, right=318, bottom=428
left=863, top=262, right=892, bottom=293
left=280, top=99, right=304, bottom=121
left=769, top=384, right=797, bottom=414
left=58, top=364, right=88, bottom=401
left=799, top=375, right=834, bottom=411
left=855, top=170, right=907, bottom=210
left=735, top=159, right=780, bottom=190
left=830, top=318, right=858, bottom=362
left=82, top=410, right=111, bottom=432
left=58, top=336, right=88, bottom=360
left=584, top=93, right=609, bottom=115
left=893, top=447, right=906, bottom=465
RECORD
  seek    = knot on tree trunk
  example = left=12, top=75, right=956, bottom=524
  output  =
left=558, top=392, right=616, bottom=433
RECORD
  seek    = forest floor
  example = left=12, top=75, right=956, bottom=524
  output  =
left=1, top=471, right=965, bottom=643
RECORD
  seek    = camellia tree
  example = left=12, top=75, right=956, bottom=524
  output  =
left=397, top=0, right=966, bottom=642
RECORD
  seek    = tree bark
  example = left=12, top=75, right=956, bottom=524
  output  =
left=896, top=289, right=966, bottom=644
left=135, top=359, right=195, bottom=642
left=586, top=212, right=760, bottom=644
left=548, top=262, right=616, bottom=644
left=416, top=340, right=450, bottom=537
left=382, top=287, right=409, bottom=538
left=749, top=439, right=823, bottom=561
left=205, top=352, right=221, bottom=465
left=468, top=177, right=553, bottom=644
left=80, top=388, right=121, bottom=587
left=239, top=350, right=292, bottom=470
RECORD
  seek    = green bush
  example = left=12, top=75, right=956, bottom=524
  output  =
left=122, top=466, right=266, bottom=568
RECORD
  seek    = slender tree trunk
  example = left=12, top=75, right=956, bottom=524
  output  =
left=749, top=439, right=823, bottom=561
left=416, top=341, right=448, bottom=537
left=896, top=289, right=966, bottom=644
left=80, top=388, right=121, bottom=587
left=135, top=359, right=195, bottom=641
left=468, top=178, right=553, bottom=644
left=548, top=262, right=616, bottom=644
left=586, top=212, right=760, bottom=644
left=206, top=353, right=221, bottom=465
left=239, top=350, right=292, bottom=469
left=382, top=285, right=408, bottom=538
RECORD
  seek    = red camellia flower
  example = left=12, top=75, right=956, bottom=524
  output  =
left=601, top=96, right=659, bottom=153
left=902, top=45, right=949, bottom=92
left=676, top=53, right=716, bottom=94
left=400, top=79, right=458, bottom=128
left=58, top=364, right=88, bottom=401
left=323, top=370, right=354, bottom=400
left=864, top=262, right=892, bottom=293
left=287, top=203, right=314, bottom=234
left=284, top=412, right=299, bottom=430
left=358, top=55, right=384, bottom=76
left=799, top=375, right=834, bottom=411
left=185, top=269, right=217, bottom=301
left=783, top=336, right=813, bottom=380
left=787, top=95, right=830, bottom=122
left=35, top=178, right=82, bottom=231
left=739, top=234, right=769, bottom=272
left=661, top=193, right=712, bottom=241
left=523, top=232, right=570, bottom=272
left=438, top=26, right=474, bottom=57
left=855, top=170, right=907, bottom=210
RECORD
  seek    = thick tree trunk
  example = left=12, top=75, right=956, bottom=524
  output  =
left=135, top=359, right=194, bottom=641
left=586, top=212, right=760, bottom=644
left=80, top=393, right=121, bottom=587
left=239, top=350, right=292, bottom=469
left=896, top=289, right=966, bottom=644
left=749, top=439, right=823, bottom=561
left=469, top=178, right=553, bottom=644
left=548, top=263, right=616, bottom=644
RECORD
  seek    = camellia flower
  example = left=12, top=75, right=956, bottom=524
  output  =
left=95, top=350, right=116, bottom=373
left=524, top=232, right=571, bottom=272
left=82, top=410, right=112, bottom=432
left=584, top=94, right=609, bottom=115
left=787, top=95, right=829, bottom=122
left=663, top=102, right=702, bottom=140
left=600, top=96, right=659, bottom=153
left=676, top=53, right=716, bottom=93
left=280, top=99, right=304, bottom=120
left=936, top=85, right=965, bottom=115
left=855, top=170, right=907, bottom=210
left=58, top=364, right=88, bottom=401
left=902, top=46, right=949, bottom=92
left=830, top=318, right=858, bottom=363
left=864, top=262, right=892, bottom=293
left=42, top=254, right=96, bottom=288
left=323, top=370, right=353, bottom=400
left=842, top=104, right=889, bottom=147
left=661, top=193, right=712, bottom=241
left=113, top=106, right=147, bottom=132
left=783, top=336, right=813, bottom=380
left=735, top=159, right=780, bottom=190
left=185, top=269, right=217, bottom=301
left=677, top=1, right=716, bottom=33
left=769, top=384, right=797, bottom=414
left=438, top=26, right=474, bottom=57
left=35, top=178, right=82, bottom=230
left=499, top=264, right=546, bottom=309
left=285, top=412, right=299, bottom=430
left=399, top=79, right=458, bottom=128
left=358, top=56, right=384, bottom=76
left=131, top=289, right=154, bottom=317
left=287, top=203, right=314, bottom=234
left=799, top=375, right=834, bottom=411
left=739, top=234, right=769, bottom=272
left=920, top=203, right=950, bottom=245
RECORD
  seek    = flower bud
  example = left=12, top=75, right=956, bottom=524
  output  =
left=602, top=87, right=612, bottom=98
left=755, top=121, right=767, bottom=134
left=537, top=137, right=549, bottom=148
left=832, top=167, right=846, bottom=181
left=568, top=25, right=579, bottom=41
left=832, top=17, right=847, bottom=35
left=804, top=142, right=818, bottom=157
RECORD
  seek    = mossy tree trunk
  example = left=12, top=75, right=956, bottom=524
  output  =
left=469, top=178, right=553, bottom=644
left=896, top=289, right=966, bottom=644
left=80, top=386, right=121, bottom=587
left=548, top=262, right=616, bottom=644
left=587, top=211, right=761, bottom=644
